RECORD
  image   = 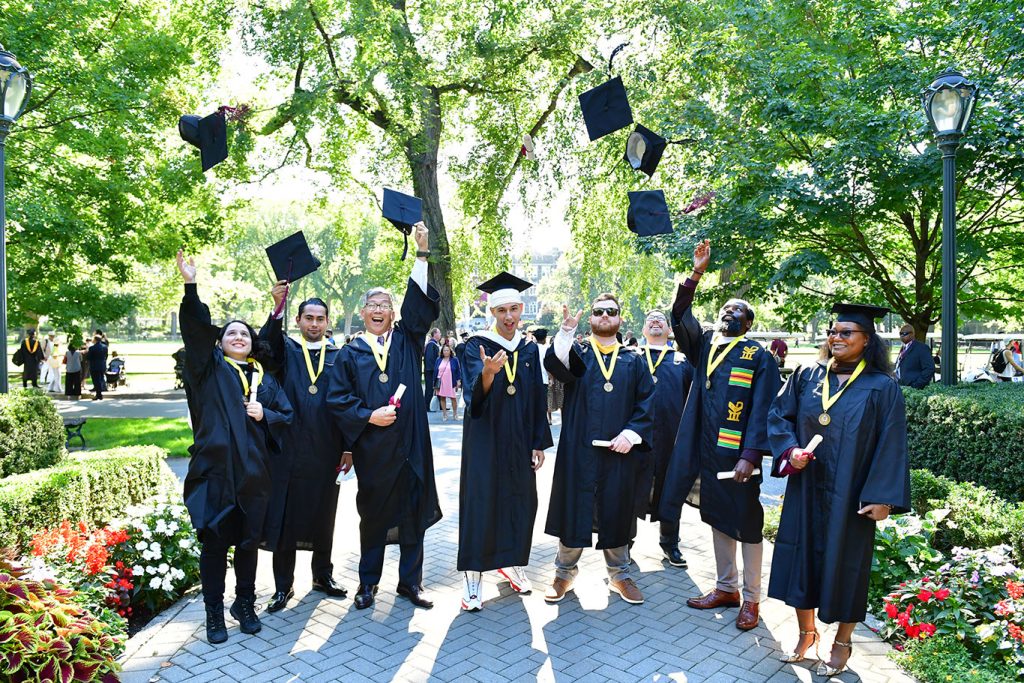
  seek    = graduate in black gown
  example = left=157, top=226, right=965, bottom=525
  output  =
left=14, top=331, right=45, bottom=388
left=327, top=221, right=442, bottom=611
left=768, top=303, right=910, bottom=677
left=632, top=309, right=693, bottom=567
left=259, top=286, right=349, bottom=614
left=457, top=272, right=552, bottom=611
left=175, top=251, right=293, bottom=645
left=543, top=295, right=655, bottom=606
left=659, top=239, right=781, bottom=631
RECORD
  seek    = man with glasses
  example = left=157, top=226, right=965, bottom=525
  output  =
left=543, top=294, right=655, bottom=605
left=327, top=222, right=443, bottom=612
left=660, top=239, right=781, bottom=631
left=894, top=324, right=934, bottom=389
left=634, top=310, right=693, bottom=568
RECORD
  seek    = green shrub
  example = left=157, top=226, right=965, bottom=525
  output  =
left=904, top=383, right=1024, bottom=503
left=0, top=389, right=67, bottom=478
left=763, top=503, right=781, bottom=542
left=894, top=634, right=1018, bottom=683
left=0, top=447, right=168, bottom=554
left=910, top=468, right=953, bottom=515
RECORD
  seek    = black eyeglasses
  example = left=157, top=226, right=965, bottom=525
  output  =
left=592, top=308, right=620, bottom=317
left=899, top=331, right=912, bottom=337
left=826, top=328, right=864, bottom=339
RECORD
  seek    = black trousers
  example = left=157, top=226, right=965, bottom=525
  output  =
left=358, top=540, right=424, bottom=587
left=21, top=374, right=38, bottom=388
left=272, top=549, right=334, bottom=592
left=90, top=370, right=105, bottom=398
left=65, top=371, right=82, bottom=396
left=200, top=538, right=258, bottom=606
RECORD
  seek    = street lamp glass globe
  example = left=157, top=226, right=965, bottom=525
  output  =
left=0, top=45, right=30, bottom=122
left=930, top=88, right=961, bottom=132
left=922, top=68, right=978, bottom=137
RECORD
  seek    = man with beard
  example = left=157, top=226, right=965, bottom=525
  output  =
left=423, top=328, right=441, bottom=411
left=327, top=222, right=442, bottom=611
left=633, top=310, right=693, bottom=568
left=660, top=239, right=781, bottom=631
left=458, top=272, right=552, bottom=611
left=258, top=288, right=349, bottom=613
left=543, top=294, right=655, bottom=605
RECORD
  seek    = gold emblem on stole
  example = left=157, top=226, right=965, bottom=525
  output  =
left=727, top=401, right=744, bottom=421
left=740, top=345, right=757, bottom=361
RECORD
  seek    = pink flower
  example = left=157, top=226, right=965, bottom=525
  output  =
left=995, top=600, right=1014, bottom=617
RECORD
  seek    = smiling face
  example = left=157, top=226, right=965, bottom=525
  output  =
left=296, top=303, right=329, bottom=342
left=828, top=322, right=869, bottom=363
left=361, top=292, right=395, bottom=337
left=221, top=322, right=253, bottom=360
left=716, top=299, right=752, bottom=336
left=643, top=311, right=669, bottom=343
left=491, top=303, right=522, bottom=340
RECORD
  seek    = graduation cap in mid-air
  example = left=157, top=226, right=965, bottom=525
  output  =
left=382, top=188, right=423, bottom=260
left=627, top=190, right=674, bottom=237
left=265, top=231, right=321, bottom=284
left=830, top=303, right=890, bottom=331
left=624, top=124, right=667, bottom=177
left=178, top=111, right=228, bottom=172
left=477, top=271, right=534, bottom=309
left=578, top=76, right=634, bottom=142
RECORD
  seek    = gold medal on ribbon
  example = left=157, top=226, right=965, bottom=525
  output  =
left=590, top=338, right=621, bottom=393
left=705, top=335, right=745, bottom=391
left=503, top=350, right=519, bottom=396
left=364, top=333, right=391, bottom=384
left=301, top=337, right=326, bottom=395
left=819, top=358, right=867, bottom=426
left=644, top=346, right=669, bottom=385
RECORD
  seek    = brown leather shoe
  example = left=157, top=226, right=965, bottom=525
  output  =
left=544, top=577, right=574, bottom=603
left=609, top=578, right=644, bottom=604
left=686, top=588, right=741, bottom=610
left=736, top=601, right=760, bottom=630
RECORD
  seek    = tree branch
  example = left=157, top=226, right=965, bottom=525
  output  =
left=19, top=105, right=147, bottom=132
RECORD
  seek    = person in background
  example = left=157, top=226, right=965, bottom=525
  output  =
left=894, top=324, right=933, bottom=389
left=434, top=342, right=461, bottom=422
left=423, top=328, right=442, bottom=411
left=64, top=343, right=83, bottom=398
left=769, top=337, right=789, bottom=368
left=45, top=344, right=63, bottom=393
left=532, top=329, right=551, bottom=424
left=995, top=339, right=1024, bottom=381
left=86, top=332, right=109, bottom=400
left=16, top=330, right=45, bottom=388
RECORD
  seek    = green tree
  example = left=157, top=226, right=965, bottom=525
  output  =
left=2, top=0, right=236, bottom=331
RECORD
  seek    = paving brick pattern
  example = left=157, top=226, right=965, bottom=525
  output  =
left=119, top=416, right=915, bottom=683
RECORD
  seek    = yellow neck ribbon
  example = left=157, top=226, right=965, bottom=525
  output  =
left=301, top=337, right=326, bottom=388
left=363, top=332, right=391, bottom=374
left=225, top=357, right=264, bottom=399
left=706, top=335, right=746, bottom=381
left=503, top=350, right=519, bottom=387
left=821, top=358, right=867, bottom=414
left=644, top=346, right=670, bottom=377
left=589, top=337, right=621, bottom=382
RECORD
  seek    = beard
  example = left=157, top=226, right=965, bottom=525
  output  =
left=592, top=319, right=621, bottom=337
left=716, top=318, right=743, bottom=335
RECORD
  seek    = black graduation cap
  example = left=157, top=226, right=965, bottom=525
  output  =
left=624, top=124, right=667, bottom=177
left=831, top=303, right=890, bottom=330
left=265, top=231, right=321, bottom=283
left=578, top=76, right=634, bottom=142
left=627, top=190, right=674, bottom=236
left=178, top=112, right=228, bottom=172
left=382, top=188, right=423, bottom=260
left=477, top=271, right=534, bottom=307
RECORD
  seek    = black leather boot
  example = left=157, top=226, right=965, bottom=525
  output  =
left=229, top=595, right=262, bottom=635
left=205, top=603, right=228, bottom=644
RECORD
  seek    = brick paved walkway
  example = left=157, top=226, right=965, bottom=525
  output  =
left=118, top=417, right=914, bottom=683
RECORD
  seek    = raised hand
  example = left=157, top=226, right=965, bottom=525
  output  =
left=176, top=250, right=197, bottom=283
left=480, top=344, right=508, bottom=376
left=693, top=239, right=711, bottom=274
left=413, top=221, right=429, bottom=253
left=561, top=304, right=584, bottom=331
left=271, top=279, right=289, bottom=309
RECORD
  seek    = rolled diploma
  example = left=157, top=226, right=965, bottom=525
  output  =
left=383, top=383, right=407, bottom=415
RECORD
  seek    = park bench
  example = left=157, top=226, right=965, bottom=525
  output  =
left=63, top=417, right=87, bottom=450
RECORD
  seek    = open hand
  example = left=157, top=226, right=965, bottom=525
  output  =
left=480, top=345, right=508, bottom=376
left=176, top=250, right=197, bottom=283
left=413, top=221, right=429, bottom=253
left=693, top=239, right=711, bottom=274
left=561, top=305, right=584, bottom=332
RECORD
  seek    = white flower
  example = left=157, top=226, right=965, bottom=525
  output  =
left=158, top=563, right=169, bottom=575
left=141, top=528, right=152, bottom=540
left=149, top=541, right=161, bottom=551
left=178, top=538, right=191, bottom=549
left=171, top=505, right=185, bottom=517
left=135, top=541, right=148, bottom=551
left=154, top=519, right=167, bottom=534
left=161, top=577, right=174, bottom=592
left=133, top=565, right=144, bottom=576
left=141, top=550, right=153, bottom=561
left=149, top=576, right=161, bottom=589
left=167, top=522, right=179, bottom=534
left=146, top=565, right=157, bottom=575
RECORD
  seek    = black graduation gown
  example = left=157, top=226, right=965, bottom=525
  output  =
left=658, top=300, right=782, bottom=543
left=544, top=340, right=655, bottom=549
left=457, top=335, right=553, bottom=571
left=767, top=363, right=910, bottom=623
left=17, top=340, right=45, bottom=380
left=258, top=316, right=346, bottom=554
left=634, top=348, right=693, bottom=521
left=326, top=278, right=442, bottom=549
left=179, top=284, right=293, bottom=550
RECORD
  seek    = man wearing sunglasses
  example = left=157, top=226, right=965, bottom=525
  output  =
left=543, top=294, right=655, bottom=605
left=659, top=239, right=781, bottom=631
left=894, top=325, right=934, bottom=389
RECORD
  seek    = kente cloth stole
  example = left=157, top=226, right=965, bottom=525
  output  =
left=710, top=341, right=764, bottom=457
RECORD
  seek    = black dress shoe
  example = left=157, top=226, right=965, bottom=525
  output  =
left=662, top=546, right=688, bottom=568
left=205, top=603, right=227, bottom=644
left=311, top=576, right=348, bottom=598
left=397, top=584, right=434, bottom=609
left=354, top=583, right=378, bottom=610
left=266, top=588, right=294, bottom=613
left=229, top=596, right=262, bottom=635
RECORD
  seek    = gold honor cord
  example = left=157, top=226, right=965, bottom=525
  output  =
left=301, top=337, right=327, bottom=394
left=225, top=357, right=264, bottom=399
left=644, top=346, right=670, bottom=383
left=503, top=351, right=519, bottom=395
left=590, top=337, right=621, bottom=392
left=705, top=335, right=746, bottom=390
left=363, top=332, right=391, bottom=383
left=819, top=358, right=867, bottom=425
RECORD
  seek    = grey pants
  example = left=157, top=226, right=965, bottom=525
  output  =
left=555, top=541, right=631, bottom=583
left=712, top=528, right=762, bottom=603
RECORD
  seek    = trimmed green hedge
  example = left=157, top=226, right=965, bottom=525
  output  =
left=0, top=389, right=67, bottom=477
left=0, top=446, right=168, bottom=553
left=904, top=383, right=1024, bottom=502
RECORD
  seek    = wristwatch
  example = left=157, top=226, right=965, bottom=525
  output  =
left=416, top=250, right=431, bottom=258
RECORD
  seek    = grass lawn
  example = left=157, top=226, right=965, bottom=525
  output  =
left=84, top=418, right=192, bottom=458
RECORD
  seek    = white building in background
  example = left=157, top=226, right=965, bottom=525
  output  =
left=511, top=250, right=560, bottom=318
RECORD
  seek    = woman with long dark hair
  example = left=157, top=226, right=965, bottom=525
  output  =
left=767, top=303, right=909, bottom=677
left=176, top=251, right=293, bottom=645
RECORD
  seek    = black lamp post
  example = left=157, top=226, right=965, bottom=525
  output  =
left=0, top=45, right=31, bottom=394
left=922, top=68, right=978, bottom=386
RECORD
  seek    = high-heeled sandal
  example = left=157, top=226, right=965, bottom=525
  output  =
left=816, top=640, right=852, bottom=677
left=779, top=629, right=819, bottom=663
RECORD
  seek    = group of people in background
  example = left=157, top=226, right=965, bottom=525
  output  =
left=12, top=329, right=109, bottom=399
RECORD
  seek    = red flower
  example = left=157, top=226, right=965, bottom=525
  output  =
left=885, top=603, right=899, bottom=618
left=1008, top=623, right=1023, bottom=641
left=905, top=623, right=921, bottom=639
left=897, top=611, right=910, bottom=628
left=917, top=589, right=933, bottom=603
left=933, top=588, right=951, bottom=601
left=919, top=623, right=937, bottom=638
left=1007, top=581, right=1024, bottom=601
left=995, top=600, right=1014, bottom=617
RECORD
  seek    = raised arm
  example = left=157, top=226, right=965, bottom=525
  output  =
left=398, top=221, right=442, bottom=341
left=671, top=239, right=710, bottom=363
left=257, top=280, right=289, bottom=372
left=176, top=250, right=218, bottom=381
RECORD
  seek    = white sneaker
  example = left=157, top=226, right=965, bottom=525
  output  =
left=498, top=566, right=533, bottom=594
left=462, top=571, right=483, bottom=611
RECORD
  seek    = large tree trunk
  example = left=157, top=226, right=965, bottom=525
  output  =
left=405, top=87, right=455, bottom=333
